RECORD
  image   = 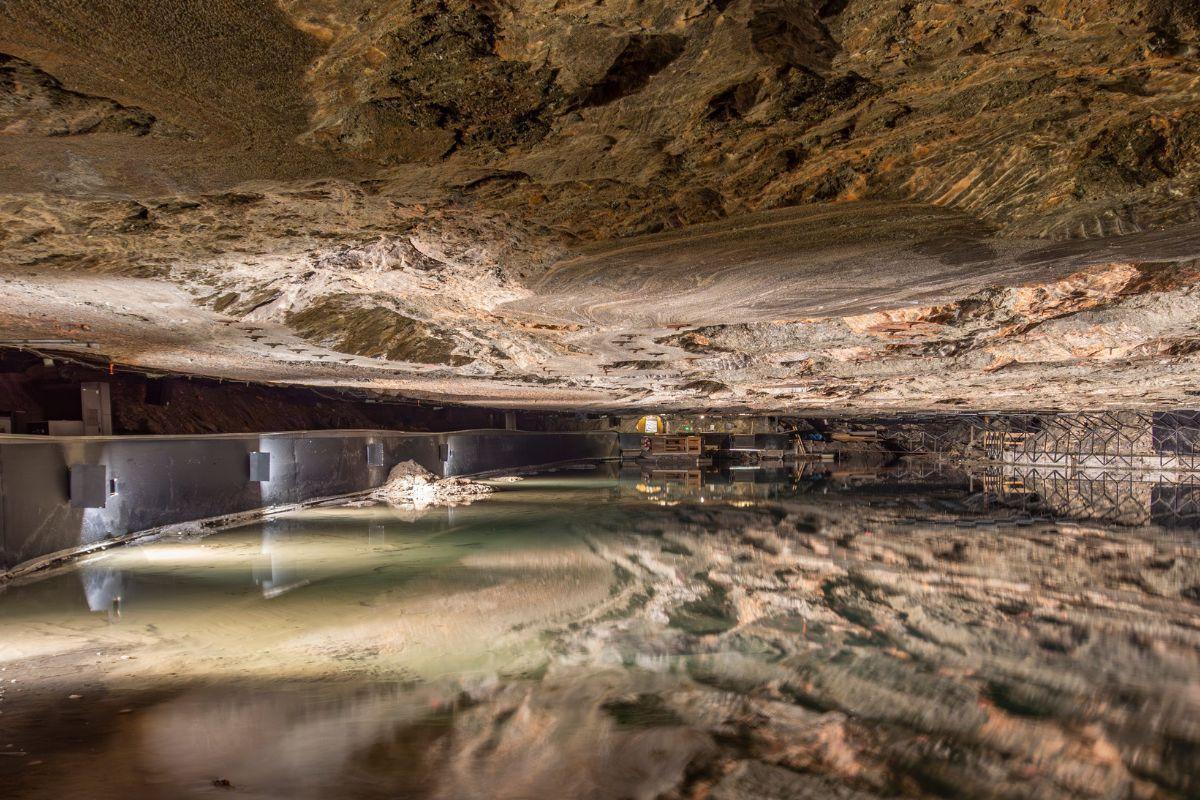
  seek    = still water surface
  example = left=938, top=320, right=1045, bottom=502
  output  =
left=1, top=465, right=1197, bottom=799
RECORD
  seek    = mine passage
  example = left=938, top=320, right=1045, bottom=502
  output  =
left=3, top=0, right=1200, bottom=795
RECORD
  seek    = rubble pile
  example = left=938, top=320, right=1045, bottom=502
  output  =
left=367, top=460, right=495, bottom=509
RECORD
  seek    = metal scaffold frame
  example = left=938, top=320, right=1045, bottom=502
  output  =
left=834, top=409, right=1200, bottom=528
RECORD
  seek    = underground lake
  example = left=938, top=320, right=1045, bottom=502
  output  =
left=1, top=463, right=1197, bottom=799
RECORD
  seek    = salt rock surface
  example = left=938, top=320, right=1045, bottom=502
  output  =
left=370, top=460, right=495, bottom=509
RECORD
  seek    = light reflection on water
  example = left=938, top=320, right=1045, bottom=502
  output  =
left=1, top=464, right=1198, bottom=799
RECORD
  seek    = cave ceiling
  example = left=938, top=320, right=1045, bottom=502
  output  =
left=2, top=0, right=1200, bottom=411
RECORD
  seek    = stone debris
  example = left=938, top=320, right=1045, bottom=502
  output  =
left=367, top=460, right=495, bottom=509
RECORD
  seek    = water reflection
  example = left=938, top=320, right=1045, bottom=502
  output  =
left=0, top=466, right=1197, bottom=799
left=79, top=564, right=123, bottom=616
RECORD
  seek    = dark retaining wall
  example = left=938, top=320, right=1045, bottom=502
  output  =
left=0, top=429, right=617, bottom=573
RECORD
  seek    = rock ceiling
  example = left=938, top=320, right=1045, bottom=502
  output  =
left=1, top=0, right=1199, bottom=411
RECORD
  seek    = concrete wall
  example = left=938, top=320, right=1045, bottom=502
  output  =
left=443, top=430, right=613, bottom=475
left=0, top=429, right=617, bottom=572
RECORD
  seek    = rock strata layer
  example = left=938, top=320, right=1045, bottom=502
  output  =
left=1, top=1, right=1199, bottom=409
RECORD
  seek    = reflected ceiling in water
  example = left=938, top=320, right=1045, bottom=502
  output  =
left=0, top=465, right=1197, bottom=799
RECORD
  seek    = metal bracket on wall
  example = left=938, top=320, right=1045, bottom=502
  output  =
left=248, top=452, right=271, bottom=482
left=69, top=464, right=108, bottom=509
left=366, top=443, right=385, bottom=467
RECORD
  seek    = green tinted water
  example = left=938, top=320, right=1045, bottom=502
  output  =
left=0, top=467, right=1196, bottom=799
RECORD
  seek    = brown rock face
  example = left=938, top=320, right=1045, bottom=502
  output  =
left=0, top=54, right=157, bottom=136
left=1, top=0, right=1199, bottom=409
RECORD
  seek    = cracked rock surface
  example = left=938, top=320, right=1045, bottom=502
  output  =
left=2, top=0, right=1200, bottom=409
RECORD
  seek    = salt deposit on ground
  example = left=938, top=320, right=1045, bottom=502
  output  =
left=368, top=460, right=496, bottom=509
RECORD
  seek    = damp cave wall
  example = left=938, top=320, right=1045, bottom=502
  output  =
left=0, top=429, right=618, bottom=572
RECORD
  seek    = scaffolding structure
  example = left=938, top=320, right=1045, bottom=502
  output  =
left=836, top=410, right=1200, bottom=528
